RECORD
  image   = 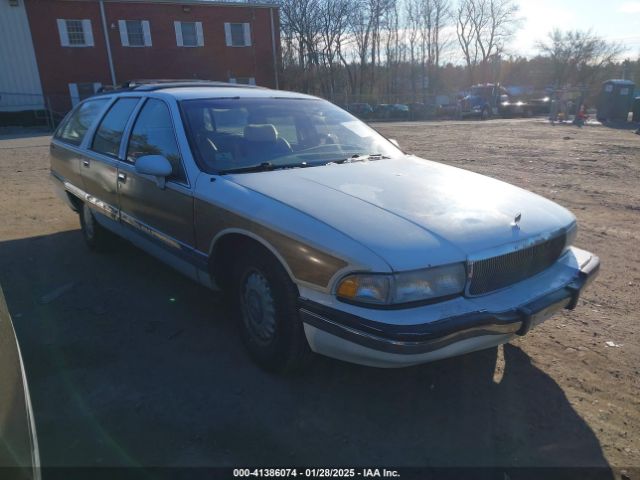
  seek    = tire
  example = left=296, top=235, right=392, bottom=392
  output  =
left=232, top=248, right=312, bottom=372
left=79, top=202, right=115, bottom=252
left=481, top=107, right=490, bottom=120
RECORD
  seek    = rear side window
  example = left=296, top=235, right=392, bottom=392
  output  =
left=56, top=99, right=109, bottom=146
left=126, top=99, right=186, bottom=183
left=91, top=98, right=140, bottom=157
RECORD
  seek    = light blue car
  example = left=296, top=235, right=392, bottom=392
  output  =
left=50, top=81, right=600, bottom=371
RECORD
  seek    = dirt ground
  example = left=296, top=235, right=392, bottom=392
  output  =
left=0, top=119, right=638, bottom=473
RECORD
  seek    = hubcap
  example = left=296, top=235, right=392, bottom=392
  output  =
left=83, top=204, right=95, bottom=239
left=240, top=270, right=276, bottom=345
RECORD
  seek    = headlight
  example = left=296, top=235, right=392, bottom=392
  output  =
left=336, top=263, right=466, bottom=306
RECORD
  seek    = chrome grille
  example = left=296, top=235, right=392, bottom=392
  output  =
left=468, top=233, right=567, bottom=296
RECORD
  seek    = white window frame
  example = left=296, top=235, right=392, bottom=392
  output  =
left=118, top=20, right=152, bottom=47
left=68, top=82, right=102, bottom=107
left=174, top=21, right=204, bottom=47
left=57, top=19, right=94, bottom=47
left=224, top=22, right=251, bottom=47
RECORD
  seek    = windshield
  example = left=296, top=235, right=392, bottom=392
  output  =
left=180, top=97, right=403, bottom=173
left=470, top=87, right=494, bottom=97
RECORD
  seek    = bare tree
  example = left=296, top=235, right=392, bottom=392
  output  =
left=280, top=0, right=322, bottom=92
left=317, top=0, right=351, bottom=95
left=536, top=29, right=626, bottom=87
left=456, top=0, right=479, bottom=83
left=405, top=0, right=422, bottom=96
left=456, top=0, right=519, bottom=84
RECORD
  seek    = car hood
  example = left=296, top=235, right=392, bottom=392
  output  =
left=227, top=156, right=575, bottom=271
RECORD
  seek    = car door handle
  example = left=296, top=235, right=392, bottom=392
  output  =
left=117, top=172, right=127, bottom=183
left=82, top=160, right=90, bottom=168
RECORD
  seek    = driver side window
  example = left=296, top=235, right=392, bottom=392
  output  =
left=127, top=99, right=187, bottom=183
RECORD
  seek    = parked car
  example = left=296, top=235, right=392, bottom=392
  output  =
left=50, top=81, right=599, bottom=371
left=528, top=95, right=552, bottom=115
left=408, top=102, right=436, bottom=120
left=346, top=103, right=374, bottom=119
left=0, top=287, right=40, bottom=479
left=460, top=84, right=532, bottom=119
left=373, top=103, right=410, bottom=120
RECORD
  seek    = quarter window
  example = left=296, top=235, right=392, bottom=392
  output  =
left=91, top=98, right=140, bottom=157
left=56, top=99, right=109, bottom=146
left=127, top=99, right=186, bottom=183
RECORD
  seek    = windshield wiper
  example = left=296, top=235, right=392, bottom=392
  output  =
left=220, top=161, right=311, bottom=174
left=220, top=162, right=275, bottom=174
left=327, top=153, right=391, bottom=165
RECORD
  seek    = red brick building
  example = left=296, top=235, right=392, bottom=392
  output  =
left=23, top=0, right=281, bottom=113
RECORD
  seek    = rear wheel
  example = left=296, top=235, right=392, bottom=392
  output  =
left=232, top=249, right=312, bottom=372
left=79, top=202, right=115, bottom=252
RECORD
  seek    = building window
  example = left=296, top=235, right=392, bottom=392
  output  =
left=69, top=82, right=102, bottom=107
left=119, top=20, right=152, bottom=47
left=224, top=23, right=251, bottom=47
left=229, top=77, right=256, bottom=86
left=57, top=19, right=94, bottom=47
left=174, top=21, right=204, bottom=47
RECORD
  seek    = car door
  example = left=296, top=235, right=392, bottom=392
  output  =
left=82, top=97, right=142, bottom=221
left=117, top=97, right=195, bottom=255
left=51, top=98, right=109, bottom=198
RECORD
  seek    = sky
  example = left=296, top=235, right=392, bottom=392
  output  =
left=511, top=0, right=640, bottom=58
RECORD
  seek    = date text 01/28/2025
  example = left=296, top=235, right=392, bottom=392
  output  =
left=233, top=468, right=400, bottom=478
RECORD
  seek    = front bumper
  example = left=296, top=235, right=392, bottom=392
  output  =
left=299, top=250, right=599, bottom=367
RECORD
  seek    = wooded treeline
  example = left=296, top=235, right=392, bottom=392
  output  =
left=278, top=0, right=638, bottom=103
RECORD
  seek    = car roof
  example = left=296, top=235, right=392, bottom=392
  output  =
left=159, top=86, right=319, bottom=101
left=603, top=79, right=635, bottom=86
left=96, top=81, right=319, bottom=101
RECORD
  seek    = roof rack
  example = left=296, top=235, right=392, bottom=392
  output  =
left=97, top=79, right=262, bottom=94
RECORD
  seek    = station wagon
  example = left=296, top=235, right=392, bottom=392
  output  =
left=50, top=81, right=600, bottom=371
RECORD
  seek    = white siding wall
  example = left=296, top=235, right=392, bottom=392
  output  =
left=0, top=1, right=44, bottom=112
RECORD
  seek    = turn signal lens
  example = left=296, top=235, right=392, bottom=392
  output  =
left=336, top=274, right=390, bottom=304
left=337, top=277, right=359, bottom=298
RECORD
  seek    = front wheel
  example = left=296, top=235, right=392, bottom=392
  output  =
left=79, top=202, right=115, bottom=252
left=232, top=249, right=312, bottom=372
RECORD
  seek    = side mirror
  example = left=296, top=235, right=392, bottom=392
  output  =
left=388, top=138, right=400, bottom=148
left=135, top=155, right=172, bottom=189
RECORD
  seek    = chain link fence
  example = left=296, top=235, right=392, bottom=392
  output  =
left=0, top=91, right=71, bottom=130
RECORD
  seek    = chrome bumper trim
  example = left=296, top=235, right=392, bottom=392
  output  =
left=300, top=254, right=600, bottom=355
